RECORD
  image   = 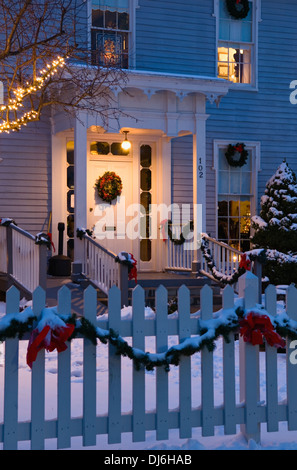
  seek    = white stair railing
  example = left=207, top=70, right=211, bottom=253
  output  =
left=0, top=223, right=47, bottom=294
left=81, top=234, right=128, bottom=305
left=165, top=223, right=195, bottom=272
left=200, top=233, right=242, bottom=283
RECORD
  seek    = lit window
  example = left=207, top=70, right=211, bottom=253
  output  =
left=217, top=0, right=254, bottom=85
left=91, top=0, right=129, bottom=68
left=217, top=148, right=252, bottom=252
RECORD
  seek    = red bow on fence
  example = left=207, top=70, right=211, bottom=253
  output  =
left=239, top=253, right=251, bottom=271
left=27, top=323, right=75, bottom=368
left=239, top=312, right=285, bottom=348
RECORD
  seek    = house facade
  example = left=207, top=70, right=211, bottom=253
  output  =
left=0, top=0, right=297, bottom=274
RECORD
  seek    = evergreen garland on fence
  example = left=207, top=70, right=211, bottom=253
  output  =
left=1, top=301, right=297, bottom=371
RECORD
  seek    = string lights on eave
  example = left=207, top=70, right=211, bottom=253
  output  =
left=0, top=55, right=66, bottom=134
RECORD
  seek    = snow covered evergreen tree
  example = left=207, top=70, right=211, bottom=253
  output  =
left=251, top=160, right=297, bottom=284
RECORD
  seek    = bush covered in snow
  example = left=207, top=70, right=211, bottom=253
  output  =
left=251, top=160, right=297, bottom=284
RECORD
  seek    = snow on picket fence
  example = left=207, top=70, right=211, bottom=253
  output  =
left=1, top=272, right=297, bottom=450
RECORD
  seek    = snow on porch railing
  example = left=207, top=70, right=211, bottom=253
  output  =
left=0, top=223, right=47, bottom=294
left=1, top=273, right=297, bottom=449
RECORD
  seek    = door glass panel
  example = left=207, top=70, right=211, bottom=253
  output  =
left=140, top=239, right=151, bottom=262
left=67, top=141, right=75, bottom=259
left=140, top=145, right=152, bottom=263
left=140, top=168, right=151, bottom=191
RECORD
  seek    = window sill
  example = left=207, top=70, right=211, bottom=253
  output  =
left=228, top=83, right=258, bottom=93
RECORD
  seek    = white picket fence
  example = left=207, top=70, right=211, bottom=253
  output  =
left=1, top=273, right=297, bottom=449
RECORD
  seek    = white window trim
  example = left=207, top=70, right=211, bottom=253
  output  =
left=212, top=139, right=261, bottom=240
left=88, top=0, right=138, bottom=69
left=213, top=0, right=261, bottom=91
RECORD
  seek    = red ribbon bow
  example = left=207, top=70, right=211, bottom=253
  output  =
left=239, top=253, right=251, bottom=271
left=128, top=253, right=137, bottom=283
left=234, top=144, right=244, bottom=153
left=27, top=323, right=75, bottom=368
left=239, top=312, right=285, bottom=348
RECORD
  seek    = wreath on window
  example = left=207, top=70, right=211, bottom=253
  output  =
left=95, top=171, right=123, bottom=203
left=225, top=143, right=249, bottom=167
left=226, top=0, right=250, bottom=19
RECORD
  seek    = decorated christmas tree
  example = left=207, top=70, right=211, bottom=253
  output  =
left=251, top=160, right=297, bottom=284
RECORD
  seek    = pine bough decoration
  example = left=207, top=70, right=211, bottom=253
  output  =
left=0, top=298, right=295, bottom=371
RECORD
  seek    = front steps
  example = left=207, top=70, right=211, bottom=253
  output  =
left=128, top=272, right=222, bottom=311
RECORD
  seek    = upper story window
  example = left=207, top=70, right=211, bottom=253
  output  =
left=217, top=0, right=255, bottom=86
left=91, top=0, right=130, bottom=68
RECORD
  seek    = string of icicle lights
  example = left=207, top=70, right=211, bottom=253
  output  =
left=0, top=56, right=66, bottom=133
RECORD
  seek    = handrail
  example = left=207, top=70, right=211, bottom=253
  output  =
left=200, top=233, right=242, bottom=286
left=201, top=233, right=242, bottom=256
left=0, top=223, right=47, bottom=295
left=81, top=234, right=128, bottom=305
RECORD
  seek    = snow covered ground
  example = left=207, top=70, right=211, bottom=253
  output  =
left=1, top=299, right=297, bottom=451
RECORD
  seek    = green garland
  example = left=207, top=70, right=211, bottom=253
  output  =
left=76, top=227, right=94, bottom=240
left=1, top=298, right=295, bottom=372
left=167, top=220, right=194, bottom=246
left=226, top=0, right=250, bottom=19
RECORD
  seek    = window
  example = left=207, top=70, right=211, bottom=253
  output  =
left=217, top=147, right=252, bottom=252
left=217, top=0, right=255, bottom=85
left=90, top=141, right=130, bottom=156
left=91, top=0, right=130, bottom=68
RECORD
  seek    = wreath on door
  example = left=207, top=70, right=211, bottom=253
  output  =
left=226, top=0, right=250, bottom=19
left=95, top=171, right=123, bottom=203
left=225, top=143, right=249, bottom=167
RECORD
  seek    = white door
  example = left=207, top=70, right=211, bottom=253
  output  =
left=88, top=159, right=133, bottom=256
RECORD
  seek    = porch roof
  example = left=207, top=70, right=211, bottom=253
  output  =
left=112, top=68, right=231, bottom=105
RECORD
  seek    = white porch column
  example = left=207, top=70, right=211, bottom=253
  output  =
left=73, top=114, right=88, bottom=274
left=192, top=98, right=209, bottom=273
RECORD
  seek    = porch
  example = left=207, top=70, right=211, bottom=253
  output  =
left=50, top=69, right=230, bottom=276
left=0, top=222, right=252, bottom=315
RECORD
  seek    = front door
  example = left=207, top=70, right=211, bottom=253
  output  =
left=88, top=157, right=133, bottom=256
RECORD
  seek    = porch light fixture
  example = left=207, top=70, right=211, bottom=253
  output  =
left=121, top=130, right=131, bottom=151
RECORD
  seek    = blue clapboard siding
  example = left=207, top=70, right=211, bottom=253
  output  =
left=146, top=0, right=297, bottom=235
left=136, top=0, right=216, bottom=76
left=0, top=113, right=51, bottom=234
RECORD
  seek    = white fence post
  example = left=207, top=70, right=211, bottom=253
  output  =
left=57, top=286, right=72, bottom=449
left=83, top=285, right=97, bottom=446
left=178, top=285, right=192, bottom=438
left=108, top=285, right=122, bottom=444
left=239, top=272, right=261, bottom=443
left=132, top=285, right=146, bottom=442
left=3, top=286, right=20, bottom=450
left=31, top=286, right=46, bottom=450
left=222, top=285, right=237, bottom=435
left=156, top=285, right=169, bottom=441
left=265, top=284, right=279, bottom=432
left=200, top=284, right=215, bottom=437
left=286, top=284, right=297, bottom=431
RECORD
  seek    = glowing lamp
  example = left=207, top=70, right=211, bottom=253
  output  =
left=121, top=130, right=131, bottom=151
